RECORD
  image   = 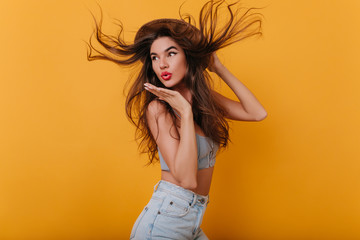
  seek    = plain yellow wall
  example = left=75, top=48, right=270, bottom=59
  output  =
left=1, top=0, right=359, bottom=239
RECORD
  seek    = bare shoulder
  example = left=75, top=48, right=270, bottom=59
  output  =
left=146, top=99, right=179, bottom=140
left=146, top=99, right=167, bottom=117
left=146, top=100, right=170, bottom=127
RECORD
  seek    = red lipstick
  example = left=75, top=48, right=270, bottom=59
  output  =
left=161, top=71, right=172, bottom=81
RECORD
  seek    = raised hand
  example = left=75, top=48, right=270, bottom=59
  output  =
left=144, top=83, right=192, bottom=116
left=207, top=52, right=224, bottom=73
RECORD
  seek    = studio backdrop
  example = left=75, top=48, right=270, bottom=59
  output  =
left=0, top=0, right=359, bottom=239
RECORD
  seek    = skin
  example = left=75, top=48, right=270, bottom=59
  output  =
left=150, top=36, right=187, bottom=92
left=144, top=36, right=267, bottom=195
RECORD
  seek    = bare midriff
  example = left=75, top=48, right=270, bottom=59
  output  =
left=161, top=167, right=214, bottom=196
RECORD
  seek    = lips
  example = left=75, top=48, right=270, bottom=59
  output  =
left=161, top=71, right=172, bottom=81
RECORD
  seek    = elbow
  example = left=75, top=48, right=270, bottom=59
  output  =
left=180, top=179, right=197, bottom=190
left=254, top=110, right=267, bottom=121
left=172, top=161, right=198, bottom=190
left=171, top=169, right=198, bottom=190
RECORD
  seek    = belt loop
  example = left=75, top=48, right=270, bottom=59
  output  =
left=190, top=193, right=197, bottom=207
left=154, top=180, right=161, bottom=192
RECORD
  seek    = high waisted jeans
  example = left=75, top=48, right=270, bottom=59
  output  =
left=130, top=180, right=210, bottom=239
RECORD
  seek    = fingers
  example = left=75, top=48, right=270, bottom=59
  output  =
left=208, top=52, right=223, bottom=73
left=144, top=83, right=192, bottom=114
left=144, top=83, right=175, bottom=96
left=144, top=83, right=175, bottom=100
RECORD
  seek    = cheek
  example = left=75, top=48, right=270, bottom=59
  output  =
left=180, top=58, right=187, bottom=75
left=174, top=55, right=186, bottom=71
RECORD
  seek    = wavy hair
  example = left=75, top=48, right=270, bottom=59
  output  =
left=86, top=0, right=263, bottom=165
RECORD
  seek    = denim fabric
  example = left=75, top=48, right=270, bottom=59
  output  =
left=130, top=180, right=210, bottom=239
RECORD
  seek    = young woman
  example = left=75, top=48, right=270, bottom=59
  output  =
left=87, top=0, right=267, bottom=239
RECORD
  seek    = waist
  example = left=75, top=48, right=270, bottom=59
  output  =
left=161, top=168, right=214, bottom=196
left=154, top=180, right=209, bottom=206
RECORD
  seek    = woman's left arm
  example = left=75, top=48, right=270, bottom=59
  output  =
left=209, top=53, right=267, bottom=121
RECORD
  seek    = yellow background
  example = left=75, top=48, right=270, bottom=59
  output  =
left=1, top=0, right=359, bottom=239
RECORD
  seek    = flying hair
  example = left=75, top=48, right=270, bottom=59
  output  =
left=86, top=0, right=264, bottom=165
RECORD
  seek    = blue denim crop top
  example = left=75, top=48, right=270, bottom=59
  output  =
left=158, top=134, right=219, bottom=171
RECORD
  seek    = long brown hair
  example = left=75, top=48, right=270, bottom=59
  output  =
left=86, top=0, right=263, bottom=165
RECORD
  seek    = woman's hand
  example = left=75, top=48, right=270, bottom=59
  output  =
left=144, top=83, right=192, bottom=116
left=207, top=52, right=224, bottom=73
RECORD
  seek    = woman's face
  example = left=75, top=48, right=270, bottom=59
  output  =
left=150, top=36, right=187, bottom=89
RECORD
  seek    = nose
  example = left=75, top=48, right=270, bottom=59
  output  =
left=159, top=58, right=168, bottom=69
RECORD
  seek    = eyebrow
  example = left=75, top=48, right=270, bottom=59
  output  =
left=150, top=46, right=178, bottom=56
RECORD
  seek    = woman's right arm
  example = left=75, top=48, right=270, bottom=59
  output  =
left=145, top=86, right=198, bottom=189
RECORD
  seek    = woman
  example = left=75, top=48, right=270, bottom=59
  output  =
left=87, top=0, right=267, bottom=239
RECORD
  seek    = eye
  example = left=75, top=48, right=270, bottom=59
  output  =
left=168, top=52, right=177, bottom=57
left=151, top=56, right=159, bottom=61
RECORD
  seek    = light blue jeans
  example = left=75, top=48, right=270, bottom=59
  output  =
left=130, top=180, right=210, bottom=239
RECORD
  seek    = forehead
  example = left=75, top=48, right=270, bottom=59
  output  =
left=150, top=36, right=183, bottom=53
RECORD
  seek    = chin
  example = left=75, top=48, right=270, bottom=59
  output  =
left=160, top=80, right=176, bottom=88
left=159, top=81, right=172, bottom=88
left=158, top=77, right=184, bottom=89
